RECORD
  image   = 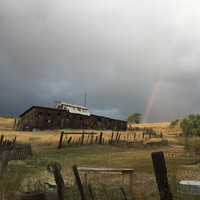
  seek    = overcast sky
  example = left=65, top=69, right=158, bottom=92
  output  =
left=1, top=0, right=200, bottom=123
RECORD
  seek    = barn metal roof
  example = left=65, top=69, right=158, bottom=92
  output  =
left=56, top=102, right=90, bottom=116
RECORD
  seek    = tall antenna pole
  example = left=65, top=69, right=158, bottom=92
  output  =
left=84, top=92, right=87, bottom=108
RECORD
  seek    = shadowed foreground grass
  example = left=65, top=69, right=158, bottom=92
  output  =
left=1, top=140, right=200, bottom=200
left=1, top=120, right=200, bottom=199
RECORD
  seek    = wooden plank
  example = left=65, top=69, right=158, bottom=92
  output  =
left=77, top=167, right=135, bottom=173
left=61, top=132, right=97, bottom=135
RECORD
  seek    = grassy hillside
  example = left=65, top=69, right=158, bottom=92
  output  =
left=0, top=118, right=199, bottom=200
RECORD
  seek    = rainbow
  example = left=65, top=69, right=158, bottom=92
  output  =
left=142, top=81, right=161, bottom=123
left=142, top=68, right=167, bottom=123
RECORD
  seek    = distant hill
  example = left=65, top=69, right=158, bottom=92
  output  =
left=131, top=122, right=181, bottom=134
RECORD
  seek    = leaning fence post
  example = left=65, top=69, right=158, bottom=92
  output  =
left=58, top=132, right=64, bottom=149
left=116, top=132, right=119, bottom=140
left=151, top=151, right=173, bottom=200
left=68, top=137, right=72, bottom=147
left=120, top=187, right=128, bottom=200
left=118, top=134, right=121, bottom=143
left=0, top=150, right=12, bottom=180
left=73, top=165, right=86, bottom=200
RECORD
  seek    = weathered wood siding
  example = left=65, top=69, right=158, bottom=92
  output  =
left=19, top=106, right=127, bottom=131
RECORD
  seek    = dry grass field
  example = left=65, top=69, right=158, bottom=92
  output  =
left=1, top=118, right=200, bottom=199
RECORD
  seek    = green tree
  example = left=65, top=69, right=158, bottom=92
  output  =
left=170, top=114, right=200, bottom=145
left=126, top=113, right=142, bottom=124
left=169, top=119, right=180, bottom=128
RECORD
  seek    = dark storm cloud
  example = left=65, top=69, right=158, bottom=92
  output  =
left=1, top=0, right=200, bottom=122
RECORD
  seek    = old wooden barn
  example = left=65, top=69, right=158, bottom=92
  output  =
left=16, top=102, right=127, bottom=131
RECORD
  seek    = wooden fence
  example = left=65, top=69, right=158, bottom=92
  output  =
left=57, top=130, right=167, bottom=149
left=0, top=135, right=32, bottom=160
left=58, top=131, right=98, bottom=149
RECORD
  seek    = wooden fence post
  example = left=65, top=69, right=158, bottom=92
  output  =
left=58, top=132, right=64, bottom=149
left=13, top=136, right=17, bottom=143
left=120, top=187, right=127, bottom=200
left=116, top=132, right=119, bottom=140
left=0, top=135, right=4, bottom=147
left=47, top=162, right=65, bottom=200
left=151, top=151, right=173, bottom=200
left=86, top=135, right=90, bottom=144
left=127, top=132, right=129, bottom=141
left=73, top=165, right=86, bottom=200
left=95, top=136, right=98, bottom=144
left=90, top=134, right=93, bottom=145
left=111, top=132, right=114, bottom=143
left=118, top=134, right=121, bottom=143
left=134, top=133, right=136, bottom=140
left=68, top=137, right=72, bottom=146
left=88, top=184, right=95, bottom=200
left=99, top=132, right=103, bottom=145
left=0, top=150, right=12, bottom=180
left=65, top=133, right=68, bottom=148
left=81, top=132, right=84, bottom=146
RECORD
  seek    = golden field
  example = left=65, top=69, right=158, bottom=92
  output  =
left=1, top=118, right=200, bottom=200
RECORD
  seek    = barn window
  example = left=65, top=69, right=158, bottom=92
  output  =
left=97, top=118, right=102, bottom=122
left=38, top=112, right=43, bottom=116
left=74, top=116, right=76, bottom=119
left=80, top=117, right=83, bottom=120
left=57, top=113, right=61, bottom=116
left=47, top=113, right=51, bottom=116
left=66, top=114, right=69, bottom=118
